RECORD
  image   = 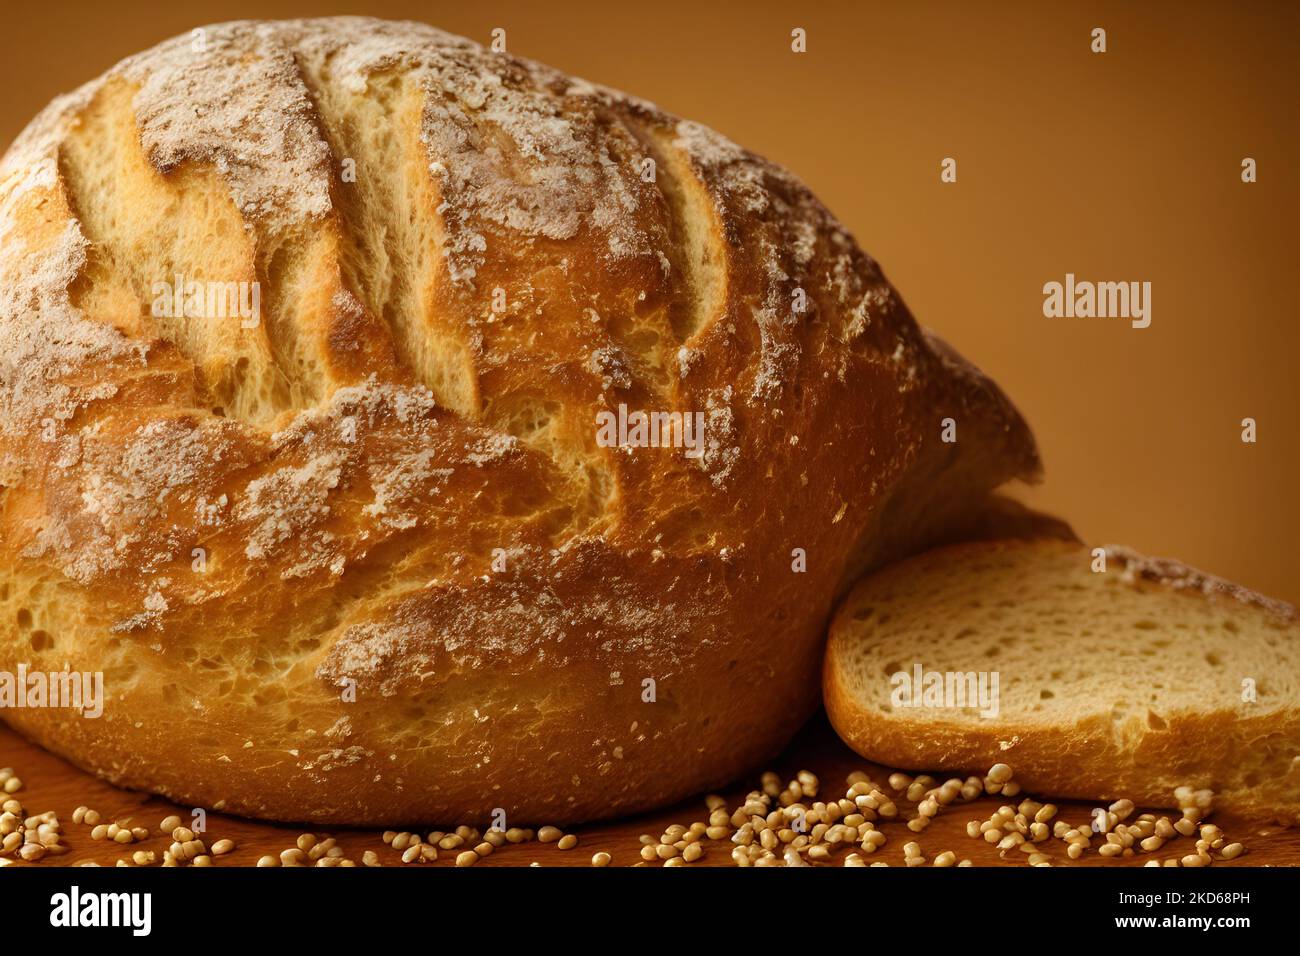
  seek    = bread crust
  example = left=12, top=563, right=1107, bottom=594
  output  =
left=824, top=539, right=1300, bottom=825
left=0, top=18, right=1037, bottom=825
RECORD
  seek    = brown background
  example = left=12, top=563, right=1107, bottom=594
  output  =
left=3, top=0, right=1297, bottom=601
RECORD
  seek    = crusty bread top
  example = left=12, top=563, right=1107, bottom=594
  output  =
left=0, top=16, right=1036, bottom=625
left=0, top=21, right=1041, bottom=827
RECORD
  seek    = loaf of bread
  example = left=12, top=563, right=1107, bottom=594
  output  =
left=825, top=538, right=1300, bottom=823
left=0, top=17, right=1038, bottom=825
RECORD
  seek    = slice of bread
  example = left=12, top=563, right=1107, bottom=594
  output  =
left=824, top=538, right=1300, bottom=823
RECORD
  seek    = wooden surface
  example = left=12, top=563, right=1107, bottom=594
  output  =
left=2, top=715, right=1296, bottom=868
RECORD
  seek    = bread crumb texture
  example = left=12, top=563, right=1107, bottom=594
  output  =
left=826, top=539, right=1300, bottom=824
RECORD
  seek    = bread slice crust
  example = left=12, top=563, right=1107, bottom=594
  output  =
left=825, top=539, right=1300, bottom=824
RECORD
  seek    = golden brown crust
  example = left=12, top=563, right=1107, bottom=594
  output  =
left=936, top=494, right=1078, bottom=547
left=825, top=664, right=1300, bottom=824
left=0, top=18, right=1037, bottom=825
left=1105, top=545, right=1297, bottom=621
